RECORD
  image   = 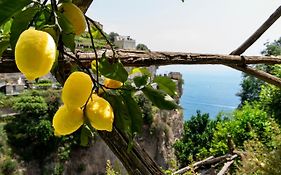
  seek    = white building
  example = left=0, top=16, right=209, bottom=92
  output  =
left=114, top=36, right=136, bottom=49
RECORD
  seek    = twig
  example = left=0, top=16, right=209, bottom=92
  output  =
left=217, top=160, right=235, bottom=175
left=85, top=16, right=100, bottom=93
left=85, top=16, right=116, bottom=59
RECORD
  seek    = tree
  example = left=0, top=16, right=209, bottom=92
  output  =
left=136, top=43, right=150, bottom=51
left=173, top=111, right=217, bottom=166
left=108, top=32, right=119, bottom=43
left=237, top=37, right=281, bottom=105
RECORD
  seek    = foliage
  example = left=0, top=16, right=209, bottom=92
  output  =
left=134, top=93, right=153, bottom=125
left=210, top=103, right=280, bottom=156
left=174, top=103, right=281, bottom=168
left=238, top=38, right=281, bottom=105
left=0, top=157, right=17, bottom=175
left=237, top=137, right=281, bottom=175
left=173, top=111, right=218, bottom=166
left=259, top=84, right=281, bottom=123
left=105, top=160, right=122, bottom=175
left=236, top=73, right=264, bottom=105
left=4, top=90, right=72, bottom=162
left=108, top=32, right=119, bottom=43
left=261, top=37, right=281, bottom=56
left=136, top=43, right=150, bottom=51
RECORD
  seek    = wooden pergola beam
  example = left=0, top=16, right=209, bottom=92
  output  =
left=1, top=49, right=281, bottom=71
left=227, top=5, right=281, bottom=87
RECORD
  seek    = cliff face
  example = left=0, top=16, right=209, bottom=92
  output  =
left=63, top=109, right=183, bottom=174
left=137, top=109, right=183, bottom=169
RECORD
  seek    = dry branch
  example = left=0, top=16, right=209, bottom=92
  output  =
left=227, top=5, right=281, bottom=87
left=172, top=156, right=214, bottom=175
left=217, top=160, right=235, bottom=175
left=1, top=49, right=281, bottom=69
left=230, top=5, right=281, bottom=55
left=172, top=154, right=240, bottom=175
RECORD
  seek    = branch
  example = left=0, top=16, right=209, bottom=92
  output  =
left=217, top=160, right=235, bottom=175
left=2, top=49, right=281, bottom=87
left=72, top=0, right=93, bottom=13
left=172, top=156, right=214, bottom=175
left=230, top=5, right=281, bottom=55
left=227, top=5, right=281, bottom=88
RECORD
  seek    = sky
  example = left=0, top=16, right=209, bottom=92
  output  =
left=86, top=0, right=281, bottom=56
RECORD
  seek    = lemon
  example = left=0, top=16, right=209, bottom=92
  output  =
left=15, top=28, right=56, bottom=81
left=59, top=2, right=86, bottom=35
left=104, top=78, right=123, bottom=89
left=53, top=105, right=84, bottom=135
left=86, top=94, right=114, bottom=131
left=62, top=71, right=93, bottom=108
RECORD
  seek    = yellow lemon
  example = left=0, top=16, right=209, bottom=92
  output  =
left=104, top=78, right=123, bottom=89
left=86, top=94, right=114, bottom=131
left=59, top=2, right=86, bottom=35
left=53, top=105, right=84, bottom=135
left=15, top=28, right=56, bottom=81
left=62, top=71, right=93, bottom=108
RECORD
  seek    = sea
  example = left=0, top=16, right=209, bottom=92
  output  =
left=157, top=65, right=242, bottom=120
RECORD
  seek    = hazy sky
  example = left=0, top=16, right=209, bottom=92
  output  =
left=87, top=0, right=281, bottom=55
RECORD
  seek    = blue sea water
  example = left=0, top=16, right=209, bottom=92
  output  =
left=157, top=65, right=242, bottom=120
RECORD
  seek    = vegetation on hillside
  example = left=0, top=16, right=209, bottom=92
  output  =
left=174, top=37, right=281, bottom=174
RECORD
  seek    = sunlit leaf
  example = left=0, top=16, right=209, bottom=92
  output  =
left=1, top=20, right=12, bottom=35
left=10, top=6, right=39, bottom=50
left=153, top=76, right=177, bottom=96
left=0, top=0, right=32, bottom=26
left=142, top=86, right=178, bottom=110
left=130, top=67, right=151, bottom=76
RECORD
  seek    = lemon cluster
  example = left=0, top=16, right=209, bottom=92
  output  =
left=15, top=2, right=86, bottom=81
left=53, top=71, right=115, bottom=135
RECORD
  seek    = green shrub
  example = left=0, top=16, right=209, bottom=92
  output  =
left=210, top=103, right=280, bottom=156
left=173, top=111, right=218, bottom=166
left=1, top=158, right=17, bottom=175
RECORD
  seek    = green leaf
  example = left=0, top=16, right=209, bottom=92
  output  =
left=130, top=67, right=151, bottom=76
left=153, top=76, right=177, bottom=96
left=56, top=11, right=75, bottom=52
left=142, top=86, right=178, bottom=110
left=62, top=33, right=75, bottom=52
left=10, top=6, right=39, bottom=50
left=133, top=75, right=148, bottom=88
left=103, top=93, right=132, bottom=134
left=99, top=52, right=128, bottom=83
left=0, top=0, right=32, bottom=26
left=35, top=8, right=52, bottom=29
left=80, top=124, right=93, bottom=147
left=121, top=91, right=143, bottom=134
left=1, top=20, right=12, bottom=35
left=0, top=40, right=9, bottom=57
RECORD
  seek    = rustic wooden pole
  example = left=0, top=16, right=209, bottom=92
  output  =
left=227, top=5, right=281, bottom=87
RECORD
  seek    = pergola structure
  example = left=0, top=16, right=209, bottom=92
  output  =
left=1, top=1, right=281, bottom=174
